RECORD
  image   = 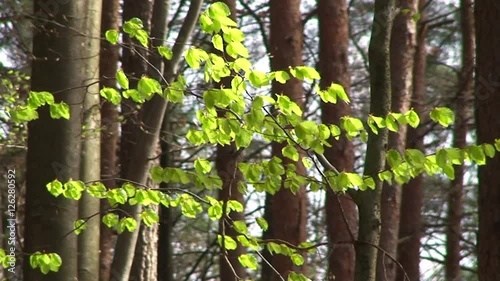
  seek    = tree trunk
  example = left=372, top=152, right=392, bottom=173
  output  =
left=475, top=0, right=500, bottom=280
left=99, top=0, right=121, bottom=280
left=109, top=1, right=203, bottom=279
left=24, top=1, right=98, bottom=280
left=396, top=1, right=428, bottom=280
left=78, top=1, right=103, bottom=281
left=353, top=0, right=395, bottom=280
left=318, top=0, right=357, bottom=280
left=445, top=1, right=474, bottom=280
left=266, top=0, right=308, bottom=280
left=376, top=1, right=417, bottom=280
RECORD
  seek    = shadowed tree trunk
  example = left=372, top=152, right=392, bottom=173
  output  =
left=475, top=0, right=500, bottom=280
left=78, top=1, right=103, bottom=281
left=396, top=1, right=428, bottom=280
left=24, top=1, right=100, bottom=280
left=376, top=1, right=417, bottom=280
left=318, top=0, right=357, bottom=280
left=263, top=0, right=308, bottom=280
left=99, top=0, right=120, bottom=280
left=213, top=1, right=247, bottom=280
left=352, top=0, right=395, bottom=280
left=445, top=1, right=474, bottom=280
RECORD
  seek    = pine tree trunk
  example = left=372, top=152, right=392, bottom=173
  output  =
left=475, top=0, right=500, bottom=280
left=318, top=0, right=357, bottom=280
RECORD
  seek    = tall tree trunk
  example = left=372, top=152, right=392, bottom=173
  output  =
left=396, top=1, right=428, bottom=280
left=475, top=0, right=500, bottom=280
left=78, top=1, right=103, bottom=281
left=99, top=0, right=120, bottom=280
left=24, top=1, right=97, bottom=280
left=265, top=0, right=308, bottom=280
left=445, top=1, right=474, bottom=280
left=353, top=0, right=395, bottom=280
left=109, top=1, right=203, bottom=279
left=318, top=0, right=357, bottom=280
left=376, top=1, right=417, bottom=280
left=213, top=1, right=247, bottom=280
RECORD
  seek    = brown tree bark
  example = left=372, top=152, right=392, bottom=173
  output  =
left=318, top=0, right=357, bottom=280
left=24, top=1, right=99, bottom=280
left=377, top=1, right=417, bottom=280
left=99, top=0, right=120, bottom=280
left=396, top=1, right=428, bottom=280
left=264, top=0, right=308, bottom=280
left=352, top=0, right=395, bottom=280
left=445, top=1, right=474, bottom=280
left=475, top=0, right=500, bottom=281
left=214, top=1, right=247, bottom=280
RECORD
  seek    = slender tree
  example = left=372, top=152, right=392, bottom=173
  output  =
left=78, top=1, right=103, bottom=281
left=99, top=0, right=121, bottom=280
left=377, top=1, right=417, bottom=280
left=24, top=1, right=101, bottom=280
left=352, top=0, right=395, bottom=280
left=476, top=0, right=500, bottom=280
left=318, top=0, right=357, bottom=280
left=396, top=1, right=428, bottom=280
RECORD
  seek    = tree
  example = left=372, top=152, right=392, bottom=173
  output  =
left=318, top=0, right=357, bottom=280
left=24, top=1, right=101, bottom=280
left=265, top=0, right=308, bottom=279
left=476, top=0, right=500, bottom=280
left=445, top=0, right=474, bottom=280
left=377, top=1, right=417, bottom=280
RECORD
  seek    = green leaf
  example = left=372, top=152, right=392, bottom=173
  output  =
left=185, top=47, right=209, bottom=69
left=105, top=29, right=119, bottom=44
left=329, top=83, right=350, bottom=103
left=274, top=70, right=290, bottom=84
left=218, top=235, right=238, bottom=250
left=248, top=70, right=270, bottom=87
left=233, top=220, right=248, bottom=234
left=86, top=182, right=107, bottom=198
left=194, top=158, right=212, bottom=174
left=100, top=87, right=122, bottom=105
left=342, top=117, right=364, bottom=136
left=385, top=115, right=399, bottom=132
left=209, top=2, right=231, bottom=17
left=74, top=219, right=86, bottom=235
left=467, top=145, right=486, bottom=165
left=238, top=254, right=258, bottom=270
left=28, top=91, right=54, bottom=107
left=227, top=200, right=244, bottom=212
left=282, top=145, right=299, bottom=161
left=102, top=213, right=119, bottom=228
left=256, top=217, right=268, bottom=231
left=116, top=69, right=129, bottom=89
left=118, top=217, right=137, bottom=233
left=483, top=143, right=496, bottom=158
left=138, top=76, right=161, bottom=98
left=405, top=109, right=420, bottom=128
left=140, top=208, right=159, bottom=227
left=288, top=272, right=312, bottom=281
left=49, top=102, right=70, bottom=119
left=10, top=106, right=39, bottom=122
left=46, top=180, right=64, bottom=197
left=123, top=18, right=143, bottom=34
left=158, top=46, right=173, bottom=60
left=212, top=34, right=224, bottom=51
left=386, top=149, right=403, bottom=168
left=290, top=253, right=304, bottom=266
left=430, top=107, right=455, bottom=127
left=134, top=30, right=149, bottom=48
left=405, top=149, right=426, bottom=168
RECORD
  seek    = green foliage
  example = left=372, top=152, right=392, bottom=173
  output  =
left=10, top=1, right=500, bottom=278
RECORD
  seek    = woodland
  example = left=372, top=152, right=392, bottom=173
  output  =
left=0, top=0, right=499, bottom=281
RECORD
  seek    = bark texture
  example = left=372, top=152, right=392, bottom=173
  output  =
left=318, top=0, right=357, bottom=280
left=353, top=0, right=395, bottom=280
left=475, top=0, right=500, bottom=281
left=99, top=0, right=121, bottom=280
left=78, top=1, right=103, bottom=281
left=24, top=1, right=97, bottom=280
left=377, top=1, right=417, bottom=280
left=396, top=1, right=428, bottom=279
left=265, top=0, right=308, bottom=280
